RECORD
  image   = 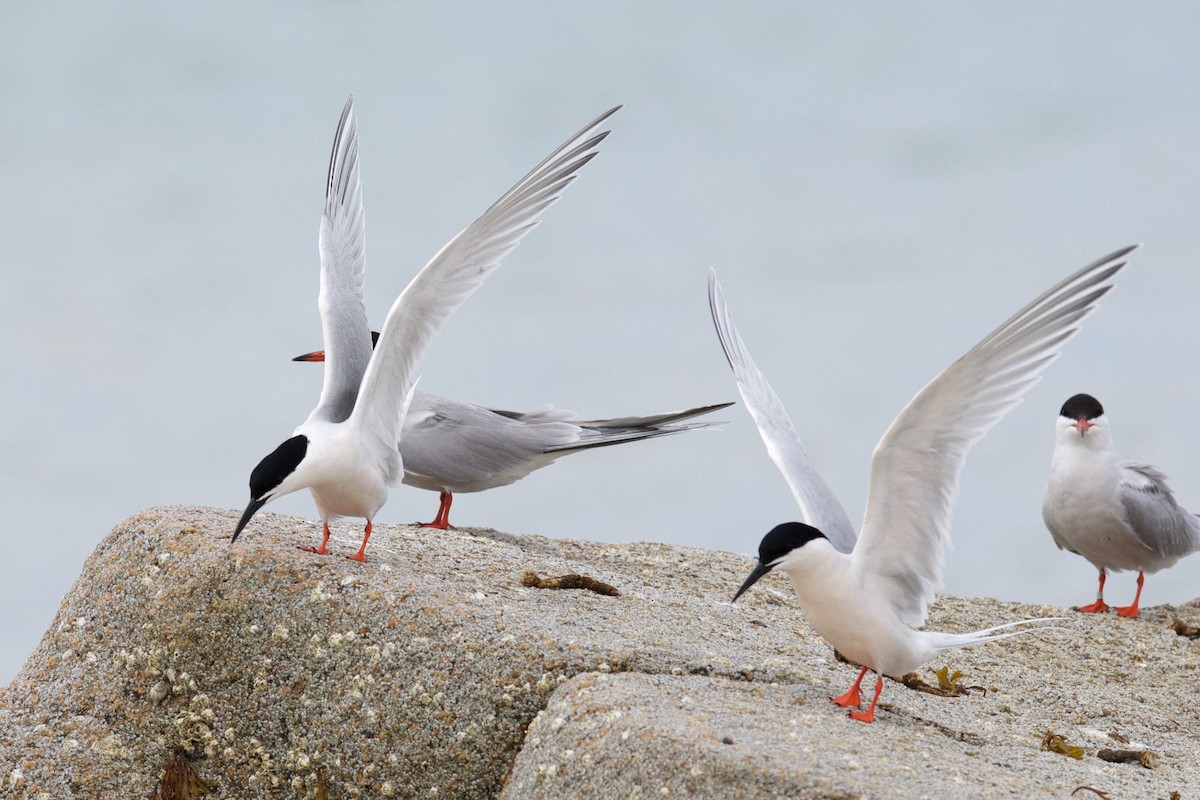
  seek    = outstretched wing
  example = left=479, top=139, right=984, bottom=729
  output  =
left=308, top=95, right=373, bottom=424
left=707, top=270, right=857, bottom=553
left=349, top=106, right=622, bottom=484
left=854, top=245, right=1137, bottom=626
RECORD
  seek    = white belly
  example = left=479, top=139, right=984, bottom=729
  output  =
left=786, top=552, right=928, bottom=679
left=304, top=427, right=390, bottom=521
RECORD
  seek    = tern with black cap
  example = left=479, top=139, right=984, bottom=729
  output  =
left=293, top=334, right=732, bottom=529
left=1043, top=392, right=1200, bottom=617
left=714, top=244, right=1137, bottom=722
left=232, top=97, right=619, bottom=561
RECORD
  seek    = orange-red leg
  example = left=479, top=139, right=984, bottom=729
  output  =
left=347, top=521, right=373, bottom=563
left=848, top=673, right=884, bottom=723
left=419, top=491, right=453, bottom=530
left=299, top=522, right=333, bottom=555
left=1115, top=570, right=1145, bottom=618
left=831, top=665, right=869, bottom=708
left=1075, top=569, right=1109, bottom=613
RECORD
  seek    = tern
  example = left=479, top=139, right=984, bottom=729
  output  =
left=293, top=335, right=732, bottom=528
left=713, top=244, right=1137, bottom=722
left=1043, top=393, right=1200, bottom=617
left=232, top=97, right=619, bottom=560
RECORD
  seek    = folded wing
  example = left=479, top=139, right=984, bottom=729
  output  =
left=1120, top=461, right=1200, bottom=560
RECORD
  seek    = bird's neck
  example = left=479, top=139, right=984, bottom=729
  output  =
left=779, top=539, right=854, bottom=609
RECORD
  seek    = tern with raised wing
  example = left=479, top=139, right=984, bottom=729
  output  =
left=1043, top=392, right=1200, bottom=617
left=293, top=336, right=731, bottom=528
left=713, top=245, right=1137, bottom=722
left=232, top=97, right=619, bottom=560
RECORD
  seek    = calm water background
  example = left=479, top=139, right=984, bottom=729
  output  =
left=2, top=3, right=1199, bottom=683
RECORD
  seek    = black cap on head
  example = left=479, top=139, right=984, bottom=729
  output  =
left=248, top=435, right=308, bottom=499
left=732, top=522, right=827, bottom=603
left=1060, top=393, right=1104, bottom=421
left=232, top=435, right=309, bottom=544
left=758, top=522, right=827, bottom=563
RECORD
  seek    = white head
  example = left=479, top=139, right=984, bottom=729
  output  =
left=1055, top=393, right=1113, bottom=450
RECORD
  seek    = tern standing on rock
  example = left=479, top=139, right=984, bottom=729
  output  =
left=1043, top=392, right=1200, bottom=617
left=713, top=245, right=1137, bottom=722
left=293, top=336, right=732, bottom=529
left=232, top=97, right=619, bottom=561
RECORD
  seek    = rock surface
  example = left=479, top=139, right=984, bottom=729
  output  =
left=0, top=506, right=1197, bottom=798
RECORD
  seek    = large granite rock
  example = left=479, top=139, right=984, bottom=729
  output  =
left=0, top=506, right=1197, bottom=798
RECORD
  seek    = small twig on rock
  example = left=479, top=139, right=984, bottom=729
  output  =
left=1096, top=748, right=1158, bottom=769
left=521, top=571, right=620, bottom=596
left=1070, top=787, right=1110, bottom=799
left=1169, top=618, right=1200, bottom=638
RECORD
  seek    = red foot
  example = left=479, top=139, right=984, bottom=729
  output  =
left=1075, top=570, right=1111, bottom=613
left=848, top=706, right=876, bottom=723
left=1075, top=600, right=1109, bottom=613
left=347, top=521, right=373, bottom=563
left=418, top=491, right=454, bottom=529
left=299, top=523, right=333, bottom=555
left=1115, top=571, right=1145, bottom=618
left=831, top=666, right=868, bottom=708
left=847, top=674, right=884, bottom=723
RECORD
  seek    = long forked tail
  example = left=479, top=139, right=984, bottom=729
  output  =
left=922, top=617, right=1064, bottom=655
left=575, top=401, right=735, bottom=429
left=543, top=402, right=733, bottom=454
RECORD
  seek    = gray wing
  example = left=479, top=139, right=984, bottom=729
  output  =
left=1119, top=461, right=1200, bottom=560
left=349, top=106, right=620, bottom=486
left=401, top=392, right=728, bottom=492
left=309, top=95, right=373, bottom=424
left=855, top=245, right=1135, bottom=627
left=401, top=390, right=581, bottom=491
left=707, top=270, right=857, bottom=553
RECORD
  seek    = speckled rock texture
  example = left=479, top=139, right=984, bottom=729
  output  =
left=0, top=506, right=1198, bottom=799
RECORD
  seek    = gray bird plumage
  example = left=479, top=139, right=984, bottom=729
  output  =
left=1043, top=392, right=1200, bottom=615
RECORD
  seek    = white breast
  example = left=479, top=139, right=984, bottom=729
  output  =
left=300, top=423, right=391, bottom=521
left=781, top=542, right=929, bottom=679
left=1043, top=435, right=1147, bottom=572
